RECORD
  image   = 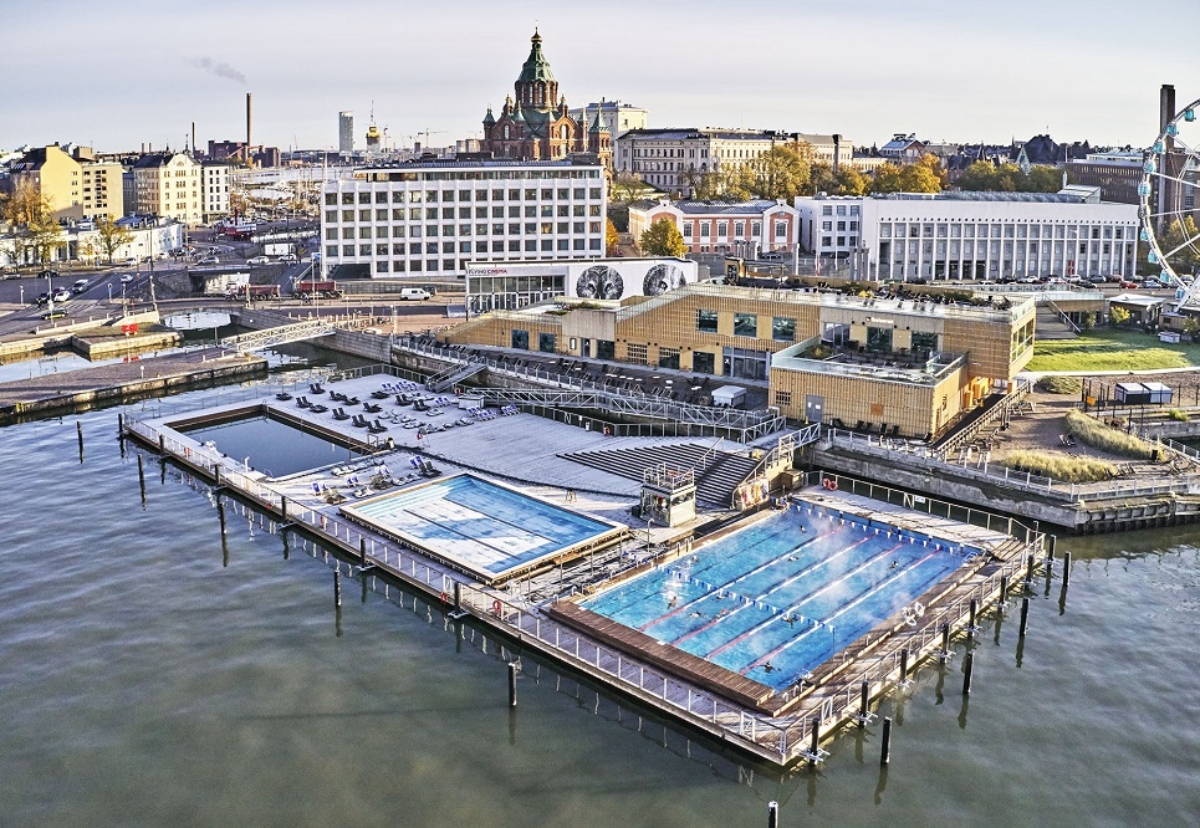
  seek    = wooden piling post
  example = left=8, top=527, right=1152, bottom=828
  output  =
left=767, top=801, right=779, bottom=828
left=1062, top=552, right=1072, bottom=587
left=999, top=574, right=1009, bottom=603
left=968, top=598, right=978, bottom=634
left=1026, top=553, right=1036, bottom=583
left=280, top=495, right=287, bottom=521
left=858, top=679, right=869, bottom=726
left=454, top=582, right=463, bottom=612
left=137, top=454, right=146, bottom=493
left=117, top=413, right=124, bottom=437
left=76, top=421, right=84, bottom=459
left=880, top=716, right=892, bottom=765
left=939, top=622, right=950, bottom=663
left=359, top=537, right=367, bottom=565
left=508, top=661, right=518, bottom=708
left=899, top=648, right=909, bottom=683
left=809, top=716, right=820, bottom=765
left=217, top=498, right=227, bottom=536
left=1019, top=597, right=1030, bottom=637
left=158, top=434, right=165, bottom=454
left=333, top=570, right=342, bottom=608
left=963, top=651, right=974, bottom=696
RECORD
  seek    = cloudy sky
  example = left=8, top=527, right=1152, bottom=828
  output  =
left=4, top=0, right=1197, bottom=154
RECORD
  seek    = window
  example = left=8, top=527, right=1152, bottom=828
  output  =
left=596, top=340, right=615, bottom=360
left=511, top=329, right=529, bottom=350
left=775, top=390, right=792, bottom=407
left=775, top=221, right=787, bottom=238
left=697, top=309, right=718, bottom=333
left=772, top=317, right=795, bottom=342
left=733, top=313, right=757, bottom=338
left=626, top=343, right=648, bottom=364
left=658, top=347, right=681, bottom=370
left=538, top=332, right=556, bottom=353
left=692, top=351, right=715, bottom=374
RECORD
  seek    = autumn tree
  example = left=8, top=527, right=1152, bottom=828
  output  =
left=870, top=163, right=906, bottom=194
left=605, top=217, right=620, bottom=256
left=639, top=217, right=687, bottom=257
left=748, top=145, right=811, bottom=201
left=808, top=163, right=869, bottom=196
left=956, top=161, right=1063, bottom=193
left=2, top=180, right=64, bottom=265
left=95, top=216, right=135, bottom=264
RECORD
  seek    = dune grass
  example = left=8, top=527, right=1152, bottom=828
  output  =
left=1027, top=329, right=1200, bottom=372
left=1003, top=450, right=1117, bottom=483
left=1063, top=409, right=1155, bottom=459
left=1037, top=376, right=1082, bottom=395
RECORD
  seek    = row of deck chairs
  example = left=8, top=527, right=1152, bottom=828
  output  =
left=382, top=380, right=422, bottom=394
left=329, top=390, right=360, bottom=405
left=465, top=406, right=497, bottom=421
left=499, top=405, right=519, bottom=416
left=309, top=382, right=325, bottom=395
left=294, top=396, right=329, bottom=414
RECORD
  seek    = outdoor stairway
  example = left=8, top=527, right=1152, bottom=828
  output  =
left=427, top=361, right=487, bottom=393
left=560, top=443, right=760, bottom=510
left=1035, top=306, right=1078, bottom=340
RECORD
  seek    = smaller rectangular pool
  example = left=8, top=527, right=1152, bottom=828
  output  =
left=340, top=474, right=624, bottom=583
left=180, top=413, right=362, bottom=477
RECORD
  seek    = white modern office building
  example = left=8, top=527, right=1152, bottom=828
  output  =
left=320, top=158, right=607, bottom=279
left=794, top=192, right=1140, bottom=281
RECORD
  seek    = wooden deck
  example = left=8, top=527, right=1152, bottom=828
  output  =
left=548, top=601, right=775, bottom=709
left=0, top=349, right=266, bottom=422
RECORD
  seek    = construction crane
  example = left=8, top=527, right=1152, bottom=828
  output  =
left=417, top=129, right=446, bottom=149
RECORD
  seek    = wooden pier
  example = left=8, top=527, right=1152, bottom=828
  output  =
left=0, top=348, right=267, bottom=423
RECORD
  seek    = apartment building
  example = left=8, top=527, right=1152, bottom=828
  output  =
left=201, top=162, right=233, bottom=222
left=132, top=152, right=203, bottom=224
left=320, top=157, right=607, bottom=279
left=6, top=144, right=123, bottom=220
left=616, top=129, right=855, bottom=196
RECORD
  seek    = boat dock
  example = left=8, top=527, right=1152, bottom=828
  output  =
left=0, top=347, right=267, bottom=423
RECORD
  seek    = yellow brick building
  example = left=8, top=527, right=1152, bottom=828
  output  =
left=443, top=283, right=1035, bottom=438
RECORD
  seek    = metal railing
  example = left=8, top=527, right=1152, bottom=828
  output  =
left=1043, top=298, right=1082, bottom=333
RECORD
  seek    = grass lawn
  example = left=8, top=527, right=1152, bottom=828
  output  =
left=1027, top=329, right=1200, bottom=372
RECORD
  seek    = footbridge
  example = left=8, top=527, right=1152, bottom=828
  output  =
left=221, top=316, right=367, bottom=353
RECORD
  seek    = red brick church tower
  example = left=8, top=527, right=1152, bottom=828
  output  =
left=481, top=30, right=611, bottom=168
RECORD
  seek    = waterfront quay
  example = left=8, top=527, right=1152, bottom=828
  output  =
left=0, top=347, right=266, bottom=423
left=121, top=364, right=1047, bottom=767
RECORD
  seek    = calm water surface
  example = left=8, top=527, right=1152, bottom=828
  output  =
left=1, top=389, right=1198, bottom=827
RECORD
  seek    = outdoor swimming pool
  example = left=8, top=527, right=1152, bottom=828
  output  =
left=181, top=414, right=362, bottom=477
left=341, top=474, right=622, bottom=583
left=582, top=505, right=977, bottom=692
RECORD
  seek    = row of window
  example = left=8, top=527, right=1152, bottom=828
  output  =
left=819, top=204, right=861, bottom=216
left=326, top=222, right=601, bottom=240
left=697, top=309, right=795, bottom=341
left=329, top=238, right=602, bottom=259
left=361, top=169, right=603, bottom=183
left=328, top=205, right=602, bottom=222
left=682, top=220, right=791, bottom=238
left=332, top=188, right=601, bottom=205
left=879, top=222, right=1131, bottom=240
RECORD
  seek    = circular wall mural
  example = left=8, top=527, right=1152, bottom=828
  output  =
left=575, top=265, right=625, bottom=299
left=643, top=263, right=688, bottom=296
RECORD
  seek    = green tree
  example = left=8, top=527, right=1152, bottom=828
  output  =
left=605, top=217, right=620, bottom=256
left=1027, top=165, right=1065, bottom=192
left=954, top=161, right=999, bottom=191
left=95, top=216, right=135, bottom=264
left=611, top=172, right=653, bottom=203
left=639, top=217, right=687, bottom=257
left=722, top=165, right=755, bottom=201
left=1162, top=217, right=1200, bottom=273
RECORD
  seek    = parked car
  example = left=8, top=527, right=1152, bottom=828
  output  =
left=1142, top=279, right=1161, bottom=289
left=399, top=288, right=431, bottom=301
left=198, top=256, right=219, bottom=265
left=38, top=269, right=60, bottom=280
left=1119, top=280, right=1139, bottom=289
left=279, top=253, right=298, bottom=263
left=247, top=256, right=270, bottom=265
left=760, top=251, right=784, bottom=262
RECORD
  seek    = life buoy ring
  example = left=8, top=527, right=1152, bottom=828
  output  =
left=904, top=613, right=917, bottom=626
left=440, top=591, right=450, bottom=605
left=185, top=447, right=192, bottom=458
left=492, top=599, right=502, bottom=616
left=603, top=426, right=612, bottom=436
left=822, top=478, right=838, bottom=491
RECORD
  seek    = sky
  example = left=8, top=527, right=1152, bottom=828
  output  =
left=4, top=0, right=1198, bottom=155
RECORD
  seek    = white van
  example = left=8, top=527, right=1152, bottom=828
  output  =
left=72, top=278, right=90, bottom=294
left=399, top=287, right=431, bottom=301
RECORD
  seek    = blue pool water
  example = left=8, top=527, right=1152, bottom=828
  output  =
left=583, top=506, right=974, bottom=692
left=343, top=474, right=616, bottom=579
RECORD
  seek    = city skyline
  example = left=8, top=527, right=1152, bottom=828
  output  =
left=4, top=0, right=1198, bottom=155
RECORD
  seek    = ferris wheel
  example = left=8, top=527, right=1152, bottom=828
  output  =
left=1140, top=97, right=1200, bottom=310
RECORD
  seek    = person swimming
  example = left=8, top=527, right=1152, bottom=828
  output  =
left=890, top=560, right=899, bottom=569
left=763, top=662, right=776, bottom=673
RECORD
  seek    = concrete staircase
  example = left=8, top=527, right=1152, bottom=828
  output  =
left=561, top=443, right=759, bottom=509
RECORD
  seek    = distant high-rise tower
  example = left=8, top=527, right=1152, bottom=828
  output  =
left=339, top=111, right=354, bottom=154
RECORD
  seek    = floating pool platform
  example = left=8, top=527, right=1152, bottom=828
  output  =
left=340, top=473, right=626, bottom=585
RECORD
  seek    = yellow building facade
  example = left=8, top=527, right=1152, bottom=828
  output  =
left=443, top=283, right=1035, bottom=439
